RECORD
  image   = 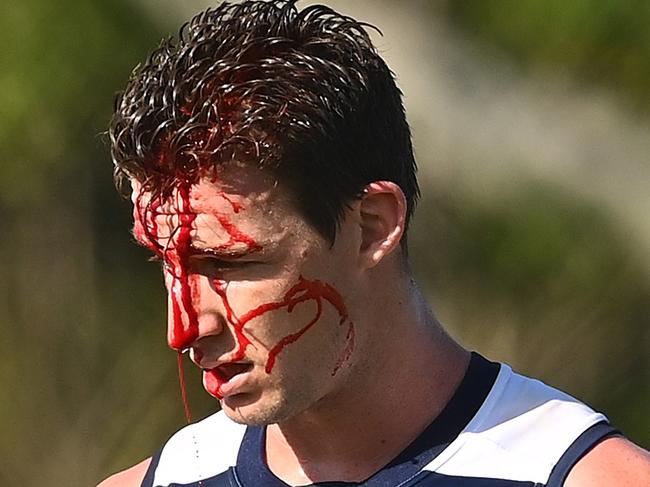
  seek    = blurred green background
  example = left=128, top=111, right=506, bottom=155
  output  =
left=1, top=1, right=648, bottom=485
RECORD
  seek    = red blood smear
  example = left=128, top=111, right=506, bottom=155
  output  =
left=332, top=321, right=355, bottom=376
left=219, top=193, right=244, bottom=213
left=213, top=212, right=261, bottom=252
left=213, top=276, right=350, bottom=380
left=135, top=179, right=263, bottom=414
left=165, top=187, right=261, bottom=351
left=167, top=183, right=200, bottom=350
left=135, top=180, right=352, bottom=410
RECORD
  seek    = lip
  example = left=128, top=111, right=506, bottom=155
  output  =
left=203, top=363, right=253, bottom=399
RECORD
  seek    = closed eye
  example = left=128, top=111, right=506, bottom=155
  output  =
left=196, top=256, right=252, bottom=269
left=185, top=253, right=256, bottom=275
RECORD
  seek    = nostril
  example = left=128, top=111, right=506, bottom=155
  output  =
left=190, top=348, right=204, bottom=365
left=189, top=345, right=223, bottom=369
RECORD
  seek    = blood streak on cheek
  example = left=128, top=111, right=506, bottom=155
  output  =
left=332, top=321, right=355, bottom=377
left=206, top=276, right=352, bottom=399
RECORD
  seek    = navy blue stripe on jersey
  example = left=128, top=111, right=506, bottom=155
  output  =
left=148, top=468, right=542, bottom=486
left=236, top=426, right=270, bottom=485
left=404, top=471, right=537, bottom=486
left=157, top=469, right=236, bottom=486
left=545, top=421, right=619, bottom=487
left=140, top=449, right=162, bottom=487
left=234, top=352, right=500, bottom=487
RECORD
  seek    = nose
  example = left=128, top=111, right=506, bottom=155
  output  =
left=166, top=272, right=225, bottom=351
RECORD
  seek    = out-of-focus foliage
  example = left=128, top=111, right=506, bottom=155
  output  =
left=447, top=0, right=650, bottom=114
left=1, top=1, right=648, bottom=486
left=411, top=184, right=649, bottom=446
left=1, top=0, right=161, bottom=207
left=440, top=0, right=650, bottom=445
left=0, top=1, right=194, bottom=485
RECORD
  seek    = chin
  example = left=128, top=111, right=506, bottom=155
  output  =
left=220, top=390, right=304, bottom=426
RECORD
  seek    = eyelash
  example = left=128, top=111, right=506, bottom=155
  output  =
left=147, top=255, right=252, bottom=271
left=147, top=255, right=172, bottom=271
left=201, top=257, right=250, bottom=270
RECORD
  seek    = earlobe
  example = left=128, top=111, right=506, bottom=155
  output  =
left=358, top=181, right=407, bottom=268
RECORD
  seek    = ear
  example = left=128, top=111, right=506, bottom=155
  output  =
left=358, top=181, right=407, bottom=268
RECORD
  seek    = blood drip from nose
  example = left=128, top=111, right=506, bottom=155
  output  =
left=177, top=351, right=192, bottom=423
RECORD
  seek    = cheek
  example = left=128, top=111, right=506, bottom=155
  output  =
left=244, top=297, right=321, bottom=341
left=231, top=276, right=352, bottom=373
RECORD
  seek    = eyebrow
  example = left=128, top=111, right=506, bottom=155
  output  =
left=130, top=226, right=276, bottom=257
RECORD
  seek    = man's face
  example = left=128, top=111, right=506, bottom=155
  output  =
left=131, top=166, right=360, bottom=424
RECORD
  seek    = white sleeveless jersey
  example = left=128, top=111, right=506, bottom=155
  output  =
left=141, top=353, right=616, bottom=487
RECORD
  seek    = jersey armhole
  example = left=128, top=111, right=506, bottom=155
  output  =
left=545, top=421, right=619, bottom=487
left=140, top=449, right=163, bottom=487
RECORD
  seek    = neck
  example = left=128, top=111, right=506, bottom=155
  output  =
left=265, top=276, right=470, bottom=484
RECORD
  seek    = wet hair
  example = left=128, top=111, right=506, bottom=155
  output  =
left=110, top=0, right=419, bottom=243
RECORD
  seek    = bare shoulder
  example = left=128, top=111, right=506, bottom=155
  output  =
left=564, top=436, right=650, bottom=487
left=96, top=457, right=152, bottom=487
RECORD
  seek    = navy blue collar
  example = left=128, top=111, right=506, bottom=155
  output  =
left=235, top=352, right=500, bottom=487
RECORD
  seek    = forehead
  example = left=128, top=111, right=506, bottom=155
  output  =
left=130, top=166, right=302, bottom=252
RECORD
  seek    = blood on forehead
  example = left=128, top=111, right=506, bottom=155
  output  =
left=132, top=178, right=263, bottom=354
left=129, top=176, right=355, bottom=415
left=131, top=175, right=266, bottom=258
left=131, top=175, right=267, bottom=424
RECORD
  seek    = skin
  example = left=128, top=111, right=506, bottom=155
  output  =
left=564, top=437, right=650, bottom=487
left=98, top=166, right=650, bottom=486
left=97, top=458, right=151, bottom=487
left=132, top=166, right=368, bottom=424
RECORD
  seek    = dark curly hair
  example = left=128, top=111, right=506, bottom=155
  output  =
left=110, top=0, right=419, bottom=243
